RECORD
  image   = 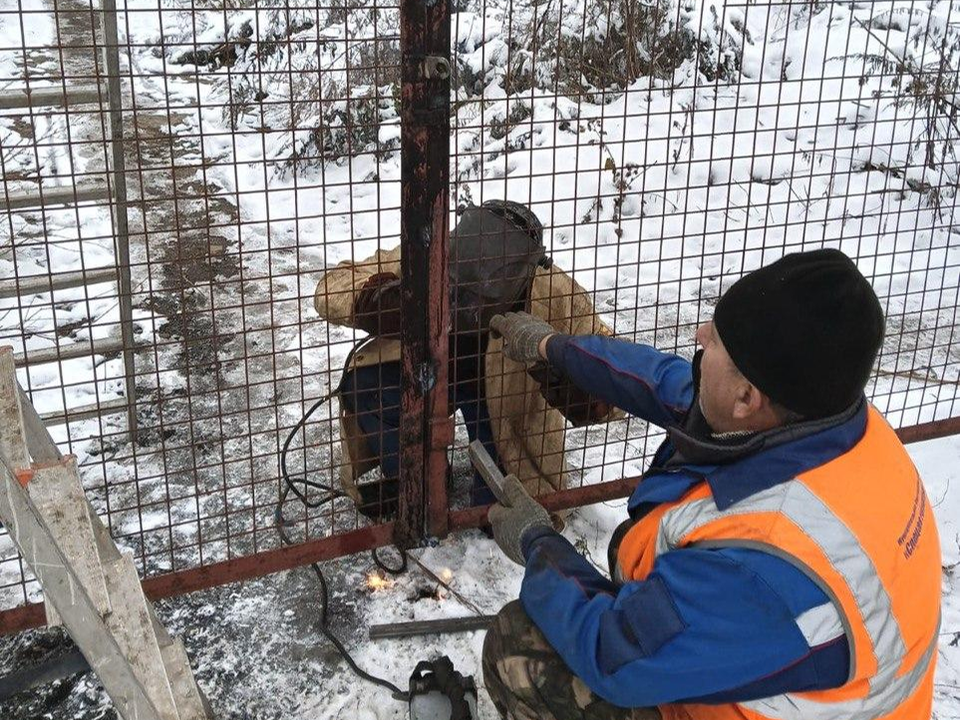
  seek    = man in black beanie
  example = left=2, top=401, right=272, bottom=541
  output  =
left=479, top=249, right=941, bottom=720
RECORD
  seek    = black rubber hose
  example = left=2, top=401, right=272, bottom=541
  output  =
left=275, top=341, right=409, bottom=701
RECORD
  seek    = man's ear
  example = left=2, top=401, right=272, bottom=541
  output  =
left=731, top=380, right=764, bottom=420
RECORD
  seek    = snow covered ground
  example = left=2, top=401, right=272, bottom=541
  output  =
left=0, top=0, right=958, bottom=716
left=182, top=430, right=960, bottom=720
left=2, top=431, right=957, bottom=719
left=173, top=432, right=960, bottom=720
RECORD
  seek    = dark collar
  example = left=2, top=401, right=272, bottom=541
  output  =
left=665, top=397, right=868, bottom=510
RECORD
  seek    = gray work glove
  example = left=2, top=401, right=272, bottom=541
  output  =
left=487, top=475, right=552, bottom=565
left=489, top=311, right=556, bottom=364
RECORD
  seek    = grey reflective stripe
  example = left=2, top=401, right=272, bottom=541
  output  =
left=656, top=480, right=929, bottom=719
left=740, top=621, right=938, bottom=720
left=655, top=486, right=787, bottom=557
left=688, top=537, right=858, bottom=683
left=795, top=602, right=844, bottom=647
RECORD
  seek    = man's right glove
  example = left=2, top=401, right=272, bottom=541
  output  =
left=489, top=311, right=556, bottom=364
left=487, top=475, right=552, bottom=565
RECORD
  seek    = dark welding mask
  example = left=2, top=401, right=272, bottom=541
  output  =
left=449, top=200, right=551, bottom=336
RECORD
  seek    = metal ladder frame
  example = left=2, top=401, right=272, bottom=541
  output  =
left=0, top=0, right=138, bottom=437
left=0, top=346, right=211, bottom=720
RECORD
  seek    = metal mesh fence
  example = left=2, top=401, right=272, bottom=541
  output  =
left=443, top=0, right=960, bottom=527
left=0, top=0, right=958, bottom=631
left=0, top=0, right=408, bottom=623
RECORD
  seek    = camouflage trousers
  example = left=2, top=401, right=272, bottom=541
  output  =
left=482, top=601, right=661, bottom=720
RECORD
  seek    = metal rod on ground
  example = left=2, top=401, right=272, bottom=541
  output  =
left=409, top=553, right=486, bottom=617
left=369, top=615, right=496, bottom=640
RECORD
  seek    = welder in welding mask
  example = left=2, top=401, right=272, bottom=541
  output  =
left=313, top=200, right=618, bottom=521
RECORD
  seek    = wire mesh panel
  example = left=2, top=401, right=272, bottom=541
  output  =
left=445, top=0, right=960, bottom=519
left=0, top=0, right=407, bottom=621
left=0, top=0, right=958, bottom=631
left=0, top=0, right=131, bottom=613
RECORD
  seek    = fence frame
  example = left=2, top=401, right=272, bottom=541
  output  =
left=1, top=0, right=959, bottom=637
left=395, top=0, right=453, bottom=547
left=2, top=414, right=958, bottom=635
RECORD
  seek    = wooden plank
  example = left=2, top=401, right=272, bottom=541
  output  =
left=0, top=184, right=111, bottom=211
left=150, top=611, right=212, bottom=720
left=0, top=457, right=163, bottom=720
left=17, top=386, right=64, bottom=462
left=0, top=86, right=102, bottom=111
left=100, top=553, right=182, bottom=720
left=85, top=505, right=183, bottom=718
left=0, top=348, right=30, bottom=470
left=14, top=337, right=125, bottom=367
left=28, top=457, right=112, bottom=626
left=0, top=267, right=118, bottom=299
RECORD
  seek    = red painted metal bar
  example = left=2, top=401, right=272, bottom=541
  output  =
left=894, top=416, right=960, bottom=445
left=447, top=417, right=960, bottom=530
left=395, top=0, right=452, bottom=546
left=0, top=522, right=398, bottom=635
left=0, top=417, right=957, bottom=635
left=448, top=477, right=641, bottom=532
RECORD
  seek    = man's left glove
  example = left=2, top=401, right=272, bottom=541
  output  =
left=489, top=311, right=556, bottom=364
left=487, top=475, right=552, bottom=565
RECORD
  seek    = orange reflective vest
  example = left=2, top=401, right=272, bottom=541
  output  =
left=617, top=406, right=941, bottom=720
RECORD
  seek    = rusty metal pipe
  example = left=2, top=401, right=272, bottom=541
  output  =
left=395, top=0, right=453, bottom=547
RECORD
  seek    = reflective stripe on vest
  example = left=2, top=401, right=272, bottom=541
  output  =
left=742, top=626, right=938, bottom=720
left=656, top=479, right=936, bottom=720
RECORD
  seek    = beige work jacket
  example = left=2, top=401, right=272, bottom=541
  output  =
left=314, top=245, right=615, bottom=502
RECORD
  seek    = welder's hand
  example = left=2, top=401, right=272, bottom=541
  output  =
left=353, top=272, right=401, bottom=337
left=487, top=475, right=552, bottom=565
left=489, top=312, right=556, bottom=364
left=528, top=361, right=613, bottom=427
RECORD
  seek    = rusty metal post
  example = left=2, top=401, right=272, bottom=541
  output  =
left=395, top=0, right=452, bottom=547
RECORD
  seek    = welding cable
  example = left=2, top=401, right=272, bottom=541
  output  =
left=276, top=339, right=410, bottom=579
left=372, top=546, right=408, bottom=574
left=275, top=339, right=410, bottom=702
left=278, top=388, right=348, bottom=508
left=275, top=503, right=409, bottom=701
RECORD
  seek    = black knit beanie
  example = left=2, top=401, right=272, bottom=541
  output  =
left=713, top=249, right=885, bottom=419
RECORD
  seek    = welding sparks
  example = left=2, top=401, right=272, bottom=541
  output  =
left=366, top=573, right=396, bottom=591
left=440, top=568, right=454, bottom=583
